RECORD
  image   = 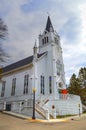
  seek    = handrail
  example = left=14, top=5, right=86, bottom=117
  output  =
left=0, top=94, right=33, bottom=102
left=36, top=95, right=50, bottom=106
left=35, top=103, right=49, bottom=119
left=59, top=94, right=80, bottom=101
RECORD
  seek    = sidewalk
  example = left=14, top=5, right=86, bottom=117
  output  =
left=2, top=111, right=86, bottom=123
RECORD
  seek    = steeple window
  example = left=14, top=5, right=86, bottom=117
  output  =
left=42, top=37, right=48, bottom=45
left=44, top=37, right=46, bottom=44
left=54, top=37, right=58, bottom=44
left=42, top=39, right=44, bottom=45
left=47, top=37, right=48, bottom=43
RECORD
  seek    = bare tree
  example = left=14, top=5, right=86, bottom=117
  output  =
left=0, top=18, right=8, bottom=63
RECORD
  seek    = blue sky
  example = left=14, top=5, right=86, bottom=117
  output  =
left=0, top=0, right=86, bottom=84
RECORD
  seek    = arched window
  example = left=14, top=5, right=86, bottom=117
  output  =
left=23, top=74, right=29, bottom=94
left=47, top=37, right=48, bottom=43
left=49, top=76, right=52, bottom=94
left=54, top=37, right=58, bottom=44
left=40, top=75, right=45, bottom=95
left=11, top=78, right=16, bottom=96
left=42, top=39, right=44, bottom=45
left=42, top=37, right=48, bottom=45
left=44, top=37, right=46, bottom=44
left=1, top=81, right=6, bottom=97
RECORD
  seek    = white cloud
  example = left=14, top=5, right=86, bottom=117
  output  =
left=78, top=3, right=86, bottom=41
left=0, top=0, right=86, bottom=84
left=1, top=0, right=37, bottom=61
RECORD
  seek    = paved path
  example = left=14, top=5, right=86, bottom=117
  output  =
left=0, top=112, right=86, bottom=130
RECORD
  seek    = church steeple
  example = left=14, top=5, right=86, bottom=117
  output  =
left=45, top=16, right=54, bottom=32
left=33, top=41, right=37, bottom=59
left=39, top=16, right=57, bottom=54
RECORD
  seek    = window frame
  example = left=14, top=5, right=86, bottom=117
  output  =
left=40, top=75, right=45, bottom=95
left=11, top=78, right=16, bottom=96
left=23, top=74, right=29, bottom=94
left=1, top=81, right=6, bottom=97
left=49, top=76, right=52, bottom=94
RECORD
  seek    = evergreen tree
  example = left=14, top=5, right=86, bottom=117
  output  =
left=68, top=73, right=81, bottom=95
left=78, top=67, right=86, bottom=88
left=68, top=68, right=86, bottom=105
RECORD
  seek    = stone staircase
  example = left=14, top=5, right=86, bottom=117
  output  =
left=82, top=104, right=86, bottom=111
left=35, top=103, right=49, bottom=119
left=35, top=96, right=57, bottom=119
left=0, top=94, right=82, bottom=119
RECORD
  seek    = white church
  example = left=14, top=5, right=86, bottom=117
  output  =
left=0, top=16, right=82, bottom=119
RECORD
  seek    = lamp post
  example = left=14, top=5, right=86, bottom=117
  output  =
left=32, top=43, right=37, bottom=119
left=32, top=88, right=36, bottom=119
left=78, top=104, right=81, bottom=117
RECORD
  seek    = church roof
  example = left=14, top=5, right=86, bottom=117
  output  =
left=45, top=16, right=54, bottom=32
left=2, top=53, right=45, bottom=73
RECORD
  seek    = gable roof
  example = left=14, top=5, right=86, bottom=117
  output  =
left=2, top=52, right=46, bottom=73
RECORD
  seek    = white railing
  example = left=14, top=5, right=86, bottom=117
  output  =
left=82, top=104, right=86, bottom=110
left=59, top=94, right=80, bottom=101
left=36, top=95, right=51, bottom=106
left=35, top=103, right=49, bottom=119
left=0, top=94, right=80, bottom=106
left=0, top=94, right=33, bottom=103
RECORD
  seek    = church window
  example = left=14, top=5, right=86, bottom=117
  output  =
left=42, top=39, right=44, bottom=45
left=1, top=81, right=6, bottom=97
left=40, top=75, right=45, bottom=94
left=44, top=37, right=46, bottom=44
left=23, top=74, right=29, bottom=94
left=49, top=76, right=52, bottom=94
left=11, top=78, right=16, bottom=96
left=46, top=37, right=48, bottom=43
left=54, top=37, right=58, bottom=44
left=41, top=76, right=42, bottom=93
left=42, top=37, right=48, bottom=45
left=43, top=76, right=45, bottom=94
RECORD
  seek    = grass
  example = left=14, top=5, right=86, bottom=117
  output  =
left=83, top=111, right=86, bottom=114
left=57, top=114, right=75, bottom=118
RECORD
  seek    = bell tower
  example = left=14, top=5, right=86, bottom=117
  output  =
left=38, top=16, right=66, bottom=99
left=39, top=16, right=55, bottom=54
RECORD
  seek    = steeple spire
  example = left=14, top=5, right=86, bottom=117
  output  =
left=33, top=40, right=37, bottom=59
left=45, top=16, right=54, bottom=32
